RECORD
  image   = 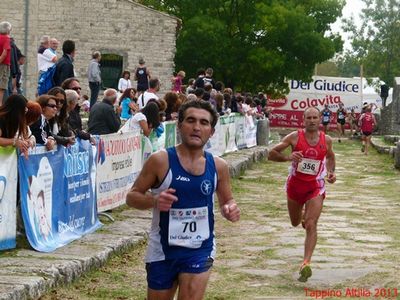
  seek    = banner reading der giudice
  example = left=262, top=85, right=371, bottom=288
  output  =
left=269, top=76, right=362, bottom=128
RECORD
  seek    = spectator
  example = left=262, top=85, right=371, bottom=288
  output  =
left=25, top=101, right=43, bottom=147
left=0, top=21, right=12, bottom=105
left=30, top=95, right=64, bottom=150
left=61, top=77, right=81, bottom=96
left=120, top=101, right=160, bottom=137
left=15, top=50, right=25, bottom=95
left=36, top=35, right=50, bottom=75
left=87, top=51, right=102, bottom=107
left=118, top=70, right=132, bottom=93
left=172, top=70, right=185, bottom=93
left=193, top=68, right=205, bottom=89
left=203, top=67, right=215, bottom=87
left=53, top=40, right=75, bottom=87
left=65, top=89, right=93, bottom=142
left=37, top=36, right=58, bottom=74
left=134, top=58, right=150, bottom=93
left=194, top=88, right=204, bottom=100
left=88, top=88, right=121, bottom=135
left=186, top=77, right=195, bottom=94
left=47, top=87, right=75, bottom=145
left=0, top=94, right=30, bottom=156
left=119, top=88, right=139, bottom=120
left=164, top=92, right=180, bottom=121
left=137, top=77, right=160, bottom=109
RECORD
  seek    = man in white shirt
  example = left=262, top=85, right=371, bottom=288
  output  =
left=138, top=77, right=160, bottom=109
left=37, top=37, right=58, bottom=73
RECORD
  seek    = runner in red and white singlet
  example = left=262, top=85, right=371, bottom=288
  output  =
left=358, top=106, right=376, bottom=155
left=287, top=129, right=327, bottom=205
left=268, top=107, right=336, bottom=282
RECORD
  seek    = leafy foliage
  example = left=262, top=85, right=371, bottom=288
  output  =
left=138, top=0, right=344, bottom=94
left=342, top=0, right=400, bottom=86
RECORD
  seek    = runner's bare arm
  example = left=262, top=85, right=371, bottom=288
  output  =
left=268, top=131, right=302, bottom=162
left=325, top=135, right=336, bottom=184
left=214, top=157, right=240, bottom=222
left=126, top=151, right=177, bottom=211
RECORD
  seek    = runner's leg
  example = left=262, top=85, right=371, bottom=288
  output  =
left=177, top=270, right=211, bottom=300
left=365, top=135, right=371, bottom=155
left=287, top=198, right=304, bottom=227
left=148, top=282, right=178, bottom=300
left=303, top=195, right=324, bottom=263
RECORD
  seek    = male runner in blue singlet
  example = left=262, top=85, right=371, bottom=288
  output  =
left=126, top=100, right=240, bottom=300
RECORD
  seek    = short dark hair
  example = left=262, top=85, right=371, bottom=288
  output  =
left=62, top=40, right=75, bottom=55
left=194, top=88, right=204, bottom=97
left=178, top=100, right=219, bottom=128
left=61, top=77, right=80, bottom=90
left=149, top=78, right=160, bottom=89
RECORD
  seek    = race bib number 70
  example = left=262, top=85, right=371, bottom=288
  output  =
left=168, top=206, right=209, bottom=249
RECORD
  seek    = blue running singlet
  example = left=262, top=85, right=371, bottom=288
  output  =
left=145, top=147, right=218, bottom=263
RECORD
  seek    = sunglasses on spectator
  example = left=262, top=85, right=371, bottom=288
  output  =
left=71, top=87, right=82, bottom=91
left=46, top=104, right=58, bottom=108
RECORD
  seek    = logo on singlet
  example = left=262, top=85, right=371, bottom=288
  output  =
left=200, top=180, right=212, bottom=195
left=304, top=148, right=318, bottom=159
left=176, top=175, right=190, bottom=182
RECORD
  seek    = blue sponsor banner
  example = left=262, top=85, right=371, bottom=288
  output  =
left=0, top=147, right=18, bottom=250
left=18, top=139, right=101, bottom=252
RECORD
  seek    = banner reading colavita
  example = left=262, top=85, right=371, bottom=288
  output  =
left=96, top=132, right=142, bottom=212
left=19, top=141, right=101, bottom=252
left=0, top=147, right=17, bottom=250
left=269, top=76, right=362, bottom=128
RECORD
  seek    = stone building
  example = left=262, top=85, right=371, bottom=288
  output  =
left=0, top=0, right=179, bottom=99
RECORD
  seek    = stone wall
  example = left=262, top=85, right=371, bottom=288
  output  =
left=380, top=77, right=400, bottom=135
left=0, top=0, right=178, bottom=99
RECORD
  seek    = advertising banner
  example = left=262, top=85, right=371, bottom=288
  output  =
left=0, top=147, right=17, bottom=250
left=234, top=114, right=246, bottom=149
left=96, top=132, right=142, bottom=212
left=19, top=141, right=101, bottom=252
left=269, top=76, right=362, bottom=128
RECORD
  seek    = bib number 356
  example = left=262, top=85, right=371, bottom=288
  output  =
left=297, top=158, right=321, bottom=175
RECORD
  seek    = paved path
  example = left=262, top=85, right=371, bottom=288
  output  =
left=210, top=138, right=400, bottom=299
left=0, top=146, right=269, bottom=300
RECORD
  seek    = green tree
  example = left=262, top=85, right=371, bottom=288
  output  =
left=343, top=0, right=400, bottom=87
left=138, top=0, right=344, bottom=94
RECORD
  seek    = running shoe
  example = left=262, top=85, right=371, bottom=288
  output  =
left=298, top=263, right=312, bottom=282
left=338, top=139, right=341, bottom=143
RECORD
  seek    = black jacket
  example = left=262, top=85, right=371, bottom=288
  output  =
left=87, top=100, right=121, bottom=135
left=68, top=106, right=91, bottom=140
left=53, top=54, right=74, bottom=86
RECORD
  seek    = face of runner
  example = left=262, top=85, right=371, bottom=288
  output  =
left=303, top=108, right=320, bottom=132
left=178, top=107, right=215, bottom=148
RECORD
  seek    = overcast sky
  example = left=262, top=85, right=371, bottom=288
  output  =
left=330, top=0, right=366, bottom=50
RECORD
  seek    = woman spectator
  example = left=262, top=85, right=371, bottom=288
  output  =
left=0, top=94, right=29, bottom=155
left=164, top=92, right=180, bottom=121
left=172, top=70, right=185, bottom=93
left=30, top=95, right=73, bottom=150
left=47, top=87, right=76, bottom=145
left=118, top=70, right=132, bottom=93
left=25, top=101, right=43, bottom=147
left=119, top=88, right=139, bottom=120
left=215, top=93, right=226, bottom=116
left=120, top=101, right=160, bottom=137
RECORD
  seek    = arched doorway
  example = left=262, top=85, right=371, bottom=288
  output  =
left=100, top=53, right=123, bottom=90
